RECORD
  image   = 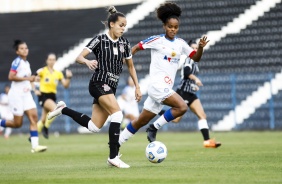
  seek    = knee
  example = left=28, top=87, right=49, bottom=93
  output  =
left=111, top=111, right=123, bottom=123
left=179, top=103, right=188, bottom=115
left=13, top=121, right=23, bottom=128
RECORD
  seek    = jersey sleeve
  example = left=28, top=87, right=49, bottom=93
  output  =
left=85, top=35, right=101, bottom=53
left=10, top=58, right=21, bottom=73
left=183, top=58, right=193, bottom=77
left=58, top=71, right=64, bottom=80
left=138, top=35, right=160, bottom=50
left=180, top=39, right=196, bottom=59
left=36, top=68, right=44, bottom=77
left=123, top=38, right=132, bottom=59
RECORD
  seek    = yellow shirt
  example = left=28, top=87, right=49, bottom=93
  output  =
left=37, top=67, right=63, bottom=94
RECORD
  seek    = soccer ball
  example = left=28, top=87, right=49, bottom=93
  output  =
left=145, top=141, right=167, bottom=163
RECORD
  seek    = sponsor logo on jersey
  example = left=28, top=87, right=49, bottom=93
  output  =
left=163, top=55, right=179, bottom=63
left=171, top=51, right=176, bottom=57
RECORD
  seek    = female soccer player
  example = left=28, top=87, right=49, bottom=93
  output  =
left=48, top=6, right=141, bottom=168
left=172, top=40, right=221, bottom=148
left=0, top=40, right=47, bottom=153
left=119, top=2, right=209, bottom=147
left=35, top=53, right=72, bottom=139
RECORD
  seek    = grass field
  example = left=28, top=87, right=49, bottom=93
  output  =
left=0, top=131, right=282, bottom=184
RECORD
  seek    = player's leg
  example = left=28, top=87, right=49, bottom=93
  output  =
left=4, top=127, right=12, bottom=139
left=119, top=108, right=156, bottom=146
left=98, top=94, right=130, bottom=168
left=0, top=116, right=23, bottom=128
left=41, top=99, right=57, bottom=138
left=146, top=92, right=188, bottom=142
left=25, top=93, right=47, bottom=152
left=189, top=99, right=221, bottom=148
left=25, top=108, right=47, bottom=152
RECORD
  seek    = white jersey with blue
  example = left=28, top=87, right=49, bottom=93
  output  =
left=10, top=57, right=32, bottom=93
left=139, top=34, right=196, bottom=88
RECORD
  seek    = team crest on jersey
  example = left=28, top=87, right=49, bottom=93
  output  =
left=102, top=84, right=111, bottom=92
left=171, top=51, right=176, bottom=57
left=119, top=44, right=124, bottom=53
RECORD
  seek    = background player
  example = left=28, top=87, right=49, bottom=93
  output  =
left=35, top=53, right=72, bottom=139
left=0, top=40, right=47, bottom=153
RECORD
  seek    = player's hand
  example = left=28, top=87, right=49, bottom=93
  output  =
left=195, top=78, right=203, bottom=87
left=66, top=69, right=73, bottom=78
left=86, top=60, right=98, bottom=70
left=135, top=87, right=142, bottom=102
left=28, top=75, right=36, bottom=82
left=198, top=36, right=209, bottom=48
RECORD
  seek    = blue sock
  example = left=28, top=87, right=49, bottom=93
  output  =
left=0, top=119, right=6, bottom=127
left=126, top=122, right=138, bottom=134
left=30, top=130, right=38, bottom=137
left=163, top=109, right=175, bottom=122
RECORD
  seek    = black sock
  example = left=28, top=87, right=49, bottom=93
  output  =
left=200, top=128, right=210, bottom=141
left=62, top=107, right=90, bottom=128
left=108, top=122, right=120, bottom=159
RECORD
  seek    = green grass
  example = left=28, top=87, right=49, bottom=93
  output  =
left=0, top=131, right=282, bottom=184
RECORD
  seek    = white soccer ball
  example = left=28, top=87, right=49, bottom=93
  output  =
left=145, top=141, right=167, bottom=163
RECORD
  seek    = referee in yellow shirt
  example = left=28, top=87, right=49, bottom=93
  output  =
left=35, top=53, right=72, bottom=138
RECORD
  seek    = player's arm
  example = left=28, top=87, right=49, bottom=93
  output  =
left=61, top=69, right=72, bottom=88
left=8, top=71, right=35, bottom=82
left=131, top=44, right=142, bottom=55
left=76, top=49, right=97, bottom=70
left=189, top=74, right=203, bottom=87
left=125, top=58, right=142, bottom=102
left=191, top=36, right=209, bottom=62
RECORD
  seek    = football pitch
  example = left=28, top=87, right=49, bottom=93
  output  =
left=0, top=131, right=281, bottom=184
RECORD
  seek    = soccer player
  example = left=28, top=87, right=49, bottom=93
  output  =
left=35, top=53, right=72, bottom=139
left=0, top=40, right=47, bottom=153
left=119, top=2, right=209, bottom=147
left=163, top=40, right=221, bottom=148
left=48, top=6, right=141, bottom=168
left=0, top=84, right=13, bottom=139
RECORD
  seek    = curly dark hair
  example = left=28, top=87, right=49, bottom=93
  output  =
left=156, top=2, right=182, bottom=24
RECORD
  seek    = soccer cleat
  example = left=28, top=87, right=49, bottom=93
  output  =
left=107, top=156, right=130, bottom=168
left=204, top=139, right=221, bottom=148
left=47, top=101, right=66, bottom=120
left=146, top=124, right=158, bottom=143
left=42, top=126, right=49, bottom=139
left=31, top=145, right=47, bottom=153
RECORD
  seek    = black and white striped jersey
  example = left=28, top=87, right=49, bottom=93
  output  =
left=85, top=32, right=132, bottom=88
left=177, top=57, right=199, bottom=94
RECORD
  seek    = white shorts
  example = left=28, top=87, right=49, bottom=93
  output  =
left=8, top=90, right=36, bottom=116
left=143, top=83, right=175, bottom=114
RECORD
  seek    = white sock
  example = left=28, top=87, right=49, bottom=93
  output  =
left=88, top=120, right=100, bottom=133
left=119, top=128, right=133, bottom=145
left=153, top=115, right=169, bottom=129
left=198, top=119, right=209, bottom=130
left=30, top=136, right=39, bottom=149
left=4, top=127, right=12, bottom=137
